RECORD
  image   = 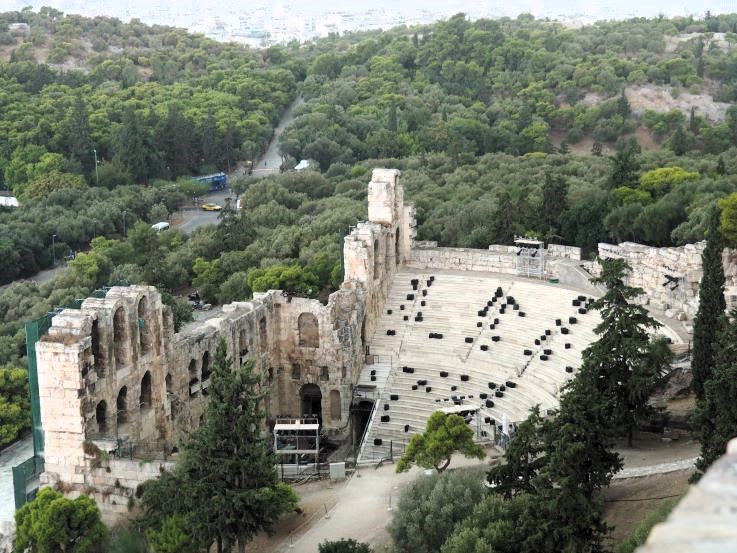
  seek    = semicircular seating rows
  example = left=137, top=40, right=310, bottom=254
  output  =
left=357, top=269, right=601, bottom=463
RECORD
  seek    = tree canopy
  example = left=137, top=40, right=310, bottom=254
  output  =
left=396, top=411, right=485, bottom=473
left=140, top=339, right=299, bottom=553
left=14, top=488, right=107, bottom=553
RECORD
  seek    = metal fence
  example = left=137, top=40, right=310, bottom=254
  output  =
left=11, top=455, right=44, bottom=509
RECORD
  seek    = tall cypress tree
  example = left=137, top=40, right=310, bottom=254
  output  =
left=142, top=339, right=298, bottom=553
left=691, top=209, right=726, bottom=400
left=692, top=309, right=737, bottom=480
left=587, top=258, right=670, bottom=446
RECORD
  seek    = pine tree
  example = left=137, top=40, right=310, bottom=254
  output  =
left=542, top=173, right=569, bottom=238
left=691, top=209, right=726, bottom=399
left=142, top=339, right=298, bottom=553
left=154, top=105, right=196, bottom=178
left=114, top=106, right=159, bottom=183
left=717, top=155, right=726, bottom=175
left=487, top=405, right=550, bottom=498
left=692, top=309, right=737, bottom=480
left=387, top=103, right=398, bottom=133
left=587, top=258, right=670, bottom=446
left=64, top=94, right=93, bottom=174
left=200, top=111, right=222, bottom=169
left=519, top=382, right=621, bottom=553
left=668, top=125, right=692, bottom=156
left=690, top=106, right=700, bottom=135
left=617, top=89, right=630, bottom=118
left=608, top=139, right=641, bottom=188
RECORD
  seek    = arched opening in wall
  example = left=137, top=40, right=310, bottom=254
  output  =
left=320, top=366, right=329, bottom=381
left=116, top=386, right=128, bottom=428
left=95, top=400, right=107, bottom=434
left=259, top=317, right=267, bottom=349
left=188, top=359, right=199, bottom=398
left=140, top=371, right=152, bottom=410
left=373, top=239, right=379, bottom=278
left=385, top=234, right=393, bottom=270
left=239, top=328, right=249, bottom=358
left=91, top=319, right=103, bottom=376
left=113, top=307, right=127, bottom=368
left=201, top=351, right=211, bottom=395
left=330, top=390, right=341, bottom=421
left=291, top=365, right=301, bottom=380
left=300, top=384, right=322, bottom=423
left=395, top=228, right=400, bottom=265
left=298, top=313, right=319, bottom=348
left=352, top=400, right=374, bottom=445
left=341, top=364, right=347, bottom=379
left=165, top=373, right=175, bottom=420
left=137, top=296, right=151, bottom=355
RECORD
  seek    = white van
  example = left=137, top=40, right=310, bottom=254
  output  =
left=151, top=222, right=170, bottom=232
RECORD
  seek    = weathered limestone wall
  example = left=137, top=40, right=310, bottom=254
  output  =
left=596, top=242, right=737, bottom=319
left=408, top=246, right=519, bottom=273
left=407, top=244, right=582, bottom=274
left=82, top=459, right=176, bottom=525
left=343, top=168, right=415, bottom=349
left=638, top=437, right=737, bottom=552
left=32, top=168, right=418, bottom=521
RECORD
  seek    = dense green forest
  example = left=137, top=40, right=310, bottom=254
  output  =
left=0, top=7, right=300, bottom=284
left=3, top=9, right=737, bottom=451
left=281, top=13, right=737, bottom=168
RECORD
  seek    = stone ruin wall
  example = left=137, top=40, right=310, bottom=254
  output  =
left=31, top=168, right=413, bottom=521
left=407, top=243, right=581, bottom=273
left=27, top=166, right=737, bottom=531
left=342, top=168, right=415, bottom=350
left=596, top=241, right=737, bottom=321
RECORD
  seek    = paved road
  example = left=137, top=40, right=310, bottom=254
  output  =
left=2, top=96, right=304, bottom=291
left=614, top=457, right=697, bottom=479
left=0, top=436, right=33, bottom=524
left=174, top=188, right=234, bottom=234
left=251, top=95, right=304, bottom=177
left=0, top=265, right=67, bottom=293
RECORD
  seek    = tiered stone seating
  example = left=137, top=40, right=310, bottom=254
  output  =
left=357, top=269, right=605, bottom=463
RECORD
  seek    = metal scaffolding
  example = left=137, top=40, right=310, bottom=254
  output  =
left=514, top=236, right=545, bottom=278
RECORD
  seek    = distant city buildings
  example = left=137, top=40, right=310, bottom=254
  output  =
left=4, top=0, right=730, bottom=46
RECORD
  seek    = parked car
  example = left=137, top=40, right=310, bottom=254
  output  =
left=151, top=221, right=170, bottom=231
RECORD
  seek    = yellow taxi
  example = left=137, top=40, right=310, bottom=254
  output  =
left=201, top=203, right=222, bottom=211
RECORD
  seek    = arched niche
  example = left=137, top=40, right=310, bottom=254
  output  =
left=298, top=313, right=319, bottom=348
left=116, top=386, right=128, bottom=424
left=140, top=371, right=152, bottom=410
left=113, top=307, right=128, bottom=368
left=95, top=400, right=107, bottom=434
left=329, top=390, right=341, bottom=421
left=137, top=296, right=151, bottom=355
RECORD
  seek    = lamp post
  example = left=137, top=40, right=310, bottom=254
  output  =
left=92, top=149, right=99, bottom=187
left=51, top=234, right=56, bottom=266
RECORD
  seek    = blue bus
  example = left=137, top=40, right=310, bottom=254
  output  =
left=194, top=172, right=227, bottom=191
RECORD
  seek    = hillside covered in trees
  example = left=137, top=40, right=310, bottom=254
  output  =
left=3, top=9, right=737, bottom=450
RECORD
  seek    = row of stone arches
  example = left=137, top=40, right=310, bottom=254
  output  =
left=187, top=351, right=211, bottom=398
left=90, top=296, right=153, bottom=376
left=94, top=369, right=153, bottom=435
left=300, top=384, right=341, bottom=422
